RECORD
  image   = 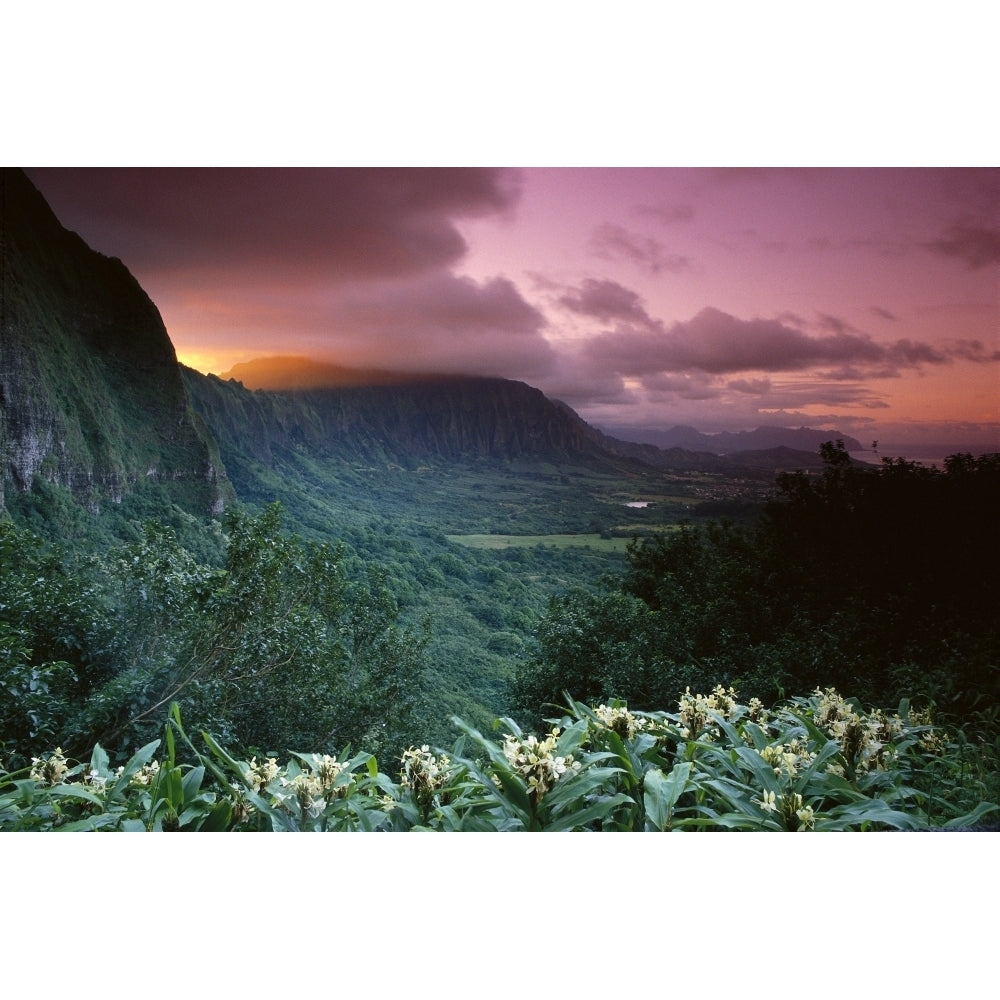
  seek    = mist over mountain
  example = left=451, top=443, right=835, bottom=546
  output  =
left=0, top=168, right=230, bottom=515
left=219, top=356, right=438, bottom=390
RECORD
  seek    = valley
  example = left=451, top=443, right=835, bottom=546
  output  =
left=171, top=423, right=780, bottom=745
left=0, top=170, right=840, bottom=754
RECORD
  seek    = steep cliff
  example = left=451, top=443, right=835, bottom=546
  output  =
left=0, top=168, right=231, bottom=515
left=182, top=369, right=627, bottom=471
left=179, top=365, right=761, bottom=526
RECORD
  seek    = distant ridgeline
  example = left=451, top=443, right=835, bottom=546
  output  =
left=0, top=168, right=231, bottom=517
left=1, top=165, right=851, bottom=530
left=599, top=423, right=865, bottom=455
left=179, top=366, right=766, bottom=492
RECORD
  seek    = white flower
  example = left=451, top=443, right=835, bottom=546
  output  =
left=755, top=790, right=777, bottom=814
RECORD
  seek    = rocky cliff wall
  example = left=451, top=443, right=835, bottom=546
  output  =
left=0, top=168, right=231, bottom=515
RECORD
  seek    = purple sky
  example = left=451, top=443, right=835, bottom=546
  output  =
left=25, top=167, right=999, bottom=454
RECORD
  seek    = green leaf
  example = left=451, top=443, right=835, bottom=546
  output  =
left=48, top=783, right=105, bottom=807
left=490, top=764, right=532, bottom=821
left=555, top=717, right=590, bottom=756
left=89, top=743, right=110, bottom=779
left=199, top=730, right=249, bottom=786
left=819, top=797, right=927, bottom=831
left=169, top=701, right=188, bottom=737
left=197, top=799, right=233, bottom=832
left=109, top=740, right=161, bottom=799
left=57, top=812, right=124, bottom=832
left=941, top=801, right=998, bottom=830
left=164, top=766, right=184, bottom=812
left=547, top=792, right=634, bottom=831
left=181, top=766, right=205, bottom=802
left=644, top=761, right=693, bottom=831
left=242, top=788, right=298, bottom=831
left=546, top=762, right=621, bottom=806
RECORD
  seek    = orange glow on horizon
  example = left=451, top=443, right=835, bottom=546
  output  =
left=174, top=347, right=257, bottom=377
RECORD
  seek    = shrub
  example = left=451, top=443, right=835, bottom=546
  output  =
left=3, top=687, right=995, bottom=832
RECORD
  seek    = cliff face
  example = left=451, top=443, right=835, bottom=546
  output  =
left=0, top=168, right=230, bottom=514
left=182, top=369, right=624, bottom=471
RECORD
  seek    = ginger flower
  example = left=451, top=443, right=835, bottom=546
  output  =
left=754, top=789, right=778, bottom=814
left=30, top=748, right=69, bottom=786
left=246, top=756, right=281, bottom=792
left=502, top=728, right=580, bottom=802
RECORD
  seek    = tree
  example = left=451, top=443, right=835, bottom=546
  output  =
left=514, top=445, right=1000, bottom=725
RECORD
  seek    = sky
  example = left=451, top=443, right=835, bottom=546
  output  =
left=25, top=167, right=999, bottom=456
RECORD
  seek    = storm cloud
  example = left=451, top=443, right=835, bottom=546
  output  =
left=315, top=273, right=556, bottom=379
left=578, top=305, right=947, bottom=377
left=26, top=167, right=521, bottom=284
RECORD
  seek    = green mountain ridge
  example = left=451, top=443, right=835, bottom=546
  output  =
left=0, top=168, right=230, bottom=517
left=182, top=367, right=715, bottom=475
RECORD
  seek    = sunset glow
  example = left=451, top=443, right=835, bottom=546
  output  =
left=26, top=167, right=999, bottom=458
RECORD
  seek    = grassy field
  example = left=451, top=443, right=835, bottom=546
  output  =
left=449, top=532, right=636, bottom=551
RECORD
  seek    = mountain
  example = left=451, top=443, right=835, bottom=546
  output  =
left=182, top=368, right=707, bottom=475
left=211, top=358, right=835, bottom=472
left=186, top=361, right=845, bottom=487
left=1, top=168, right=835, bottom=535
left=599, top=423, right=865, bottom=455
left=0, top=168, right=231, bottom=516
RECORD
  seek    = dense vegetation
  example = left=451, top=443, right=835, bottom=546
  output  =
left=1, top=443, right=997, bottom=830
left=0, top=504, right=428, bottom=769
left=515, top=445, right=999, bottom=735
left=3, top=688, right=995, bottom=831
left=1, top=169, right=229, bottom=517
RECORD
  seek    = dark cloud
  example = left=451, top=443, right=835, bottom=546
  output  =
left=570, top=300, right=961, bottom=380
left=816, top=366, right=900, bottom=382
left=559, top=278, right=655, bottom=326
left=727, top=377, right=773, bottom=395
left=762, top=380, right=892, bottom=408
left=886, top=339, right=948, bottom=365
left=947, top=339, right=1000, bottom=363
left=588, top=223, right=691, bottom=274
left=26, top=167, right=521, bottom=283
left=817, top=313, right=863, bottom=336
left=24, top=167, right=554, bottom=381
left=705, top=168, right=814, bottom=186
left=313, top=274, right=556, bottom=379
left=642, top=371, right=719, bottom=400
left=539, top=358, right=633, bottom=408
left=335, top=273, right=543, bottom=337
left=776, top=310, right=809, bottom=328
left=583, top=307, right=895, bottom=376
left=924, top=220, right=1000, bottom=270
left=870, top=306, right=898, bottom=321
